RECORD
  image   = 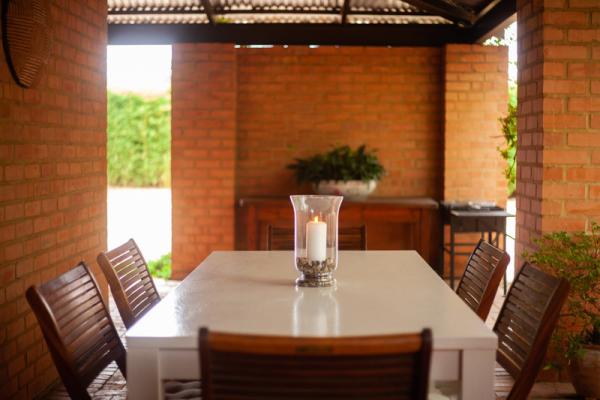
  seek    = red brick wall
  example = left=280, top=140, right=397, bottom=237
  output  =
left=516, top=0, right=600, bottom=266
left=540, top=0, right=600, bottom=232
left=0, top=1, right=107, bottom=398
left=237, top=46, right=443, bottom=198
left=444, top=44, right=509, bottom=206
left=171, top=44, right=236, bottom=279
left=171, top=44, right=508, bottom=278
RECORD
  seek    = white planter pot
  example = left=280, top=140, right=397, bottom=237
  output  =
left=313, top=180, right=377, bottom=200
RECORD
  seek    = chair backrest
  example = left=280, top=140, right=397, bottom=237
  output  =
left=26, top=262, right=126, bottom=400
left=267, top=225, right=367, bottom=250
left=456, top=239, right=510, bottom=320
left=493, top=263, right=569, bottom=400
left=97, top=238, right=160, bottom=329
left=199, top=327, right=432, bottom=400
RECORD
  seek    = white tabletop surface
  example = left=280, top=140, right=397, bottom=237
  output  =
left=127, top=251, right=497, bottom=350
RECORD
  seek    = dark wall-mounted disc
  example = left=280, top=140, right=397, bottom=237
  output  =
left=1, top=0, right=52, bottom=88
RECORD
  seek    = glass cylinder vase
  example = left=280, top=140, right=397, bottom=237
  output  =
left=290, top=195, right=343, bottom=287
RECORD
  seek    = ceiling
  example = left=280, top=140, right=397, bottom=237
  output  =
left=107, top=0, right=515, bottom=46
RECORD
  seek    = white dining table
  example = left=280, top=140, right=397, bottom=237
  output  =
left=126, top=250, right=498, bottom=400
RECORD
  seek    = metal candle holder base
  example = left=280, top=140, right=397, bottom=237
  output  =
left=295, top=257, right=336, bottom=287
left=296, top=274, right=336, bottom=287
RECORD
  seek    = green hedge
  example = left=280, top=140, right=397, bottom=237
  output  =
left=108, top=91, right=171, bottom=187
left=147, top=252, right=172, bottom=279
left=498, top=86, right=517, bottom=197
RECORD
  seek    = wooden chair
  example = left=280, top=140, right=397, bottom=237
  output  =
left=26, top=262, right=127, bottom=400
left=199, top=327, right=432, bottom=400
left=456, top=239, right=510, bottom=320
left=493, top=263, right=569, bottom=400
left=267, top=225, right=367, bottom=250
left=97, top=238, right=160, bottom=329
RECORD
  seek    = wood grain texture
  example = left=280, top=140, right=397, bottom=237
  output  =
left=238, top=198, right=439, bottom=264
left=25, top=262, right=126, bottom=400
left=199, top=327, right=432, bottom=400
left=456, top=239, right=510, bottom=320
left=493, top=263, right=569, bottom=400
left=267, top=225, right=367, bottom=251
left=97, top=238, right=161, bottom=329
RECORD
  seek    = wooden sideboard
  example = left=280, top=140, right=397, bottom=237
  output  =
left=236, top=197, right=440, bottom=265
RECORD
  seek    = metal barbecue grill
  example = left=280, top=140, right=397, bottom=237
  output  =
left=439, top=201, right=514, bottom=291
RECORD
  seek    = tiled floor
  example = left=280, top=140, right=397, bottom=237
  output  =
left=40, top=281, right=580, bottom=399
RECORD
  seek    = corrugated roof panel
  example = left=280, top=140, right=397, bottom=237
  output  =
left=109, top=0, right=203, bottom=11
left=107, top=0, right=475, bottom=25
left=222, top=12, right=340, bottom=23
left=108, top=13, right=209, bottom=23
left=213, top=0, right=340, bottom=12
left=348, top=14, right=451, bottom=24
left=108, top=0, right=427, bottom=14
left=350, top=0, right=421, bottom=13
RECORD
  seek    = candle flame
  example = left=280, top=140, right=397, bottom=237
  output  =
left=313, top=216, right=319, bottom=222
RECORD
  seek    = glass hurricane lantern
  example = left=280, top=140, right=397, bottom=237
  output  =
left=290, top=195, right=343, bottom=287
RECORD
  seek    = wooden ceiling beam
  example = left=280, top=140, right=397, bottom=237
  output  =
left=201, top=0, right=216, bottom=24
left=108, top=23, right=472, bottom=46
left=341, top=0, right=351, bottom=24
left=399, top=0, right=475, bottom=25
left=468, top=0, right=515, bottom=41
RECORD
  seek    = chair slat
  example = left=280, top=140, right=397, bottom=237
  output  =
left=26, top=262, right=126, bottom=400
left=123, top=273, right=154, bottom=295
left=53, top=283, right=98, bottom=322
left=455, top=239, right=510, bottom=320
left=97, top=238, right=161, bottom=329
left=115, top=258, right=147, bottom=281
left=200, top=328, right=432, bottom=400
left=493, top=262, right=569, bottom=400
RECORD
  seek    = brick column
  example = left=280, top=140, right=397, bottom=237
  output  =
left=443, top=44, right=509, bottom=206
left=0, top=1, right=107, bottom=396
left=516, top=0, right=600, bottom=267
left=171, top=44, right=236, bottom=279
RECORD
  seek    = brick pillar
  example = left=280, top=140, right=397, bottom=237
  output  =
left=442, top=44, right=509, bottom=278
left=443, top=44, right=509, bottom=206
left=515, top=0, right=545, bottom=265
left=171, top=44, right=236, bottom=279
left=516, top=0, right=600, bottom=267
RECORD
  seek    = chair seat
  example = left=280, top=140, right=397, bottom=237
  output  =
left=164, top=380, right=202, bottom=400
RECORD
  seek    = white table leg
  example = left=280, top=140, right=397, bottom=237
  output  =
left=461, top=349, right=495, bottom=400
left=127, top=347, right=160, bottom=400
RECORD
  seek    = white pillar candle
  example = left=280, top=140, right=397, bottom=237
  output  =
left=306, top=216, right=327, bottom=262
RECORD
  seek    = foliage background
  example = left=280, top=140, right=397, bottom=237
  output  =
left=288, top=145, right=385, bottom=183
left=108, top=91, right=171, bottom=187
left=498, top=86, right=517, bottom=196
left=147, top=252, right=172, bottom=279
left=485, top=24, right=517, bottom=197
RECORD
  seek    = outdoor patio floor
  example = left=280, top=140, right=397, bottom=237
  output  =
left=41, top=280, right=579, bottom=400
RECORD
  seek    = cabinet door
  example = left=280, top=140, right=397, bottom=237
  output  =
left=363, top=207, right=420, bottom=251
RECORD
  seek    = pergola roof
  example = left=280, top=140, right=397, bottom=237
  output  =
left=107, top=0, right=515, bottom=46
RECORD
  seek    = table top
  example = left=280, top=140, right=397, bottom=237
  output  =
left=127, top=251, right=497, bottom=350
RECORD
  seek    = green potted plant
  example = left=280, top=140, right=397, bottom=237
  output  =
left=526, top=224, right=600, bottom=398
left=287, top=145, right=385, bottom=200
